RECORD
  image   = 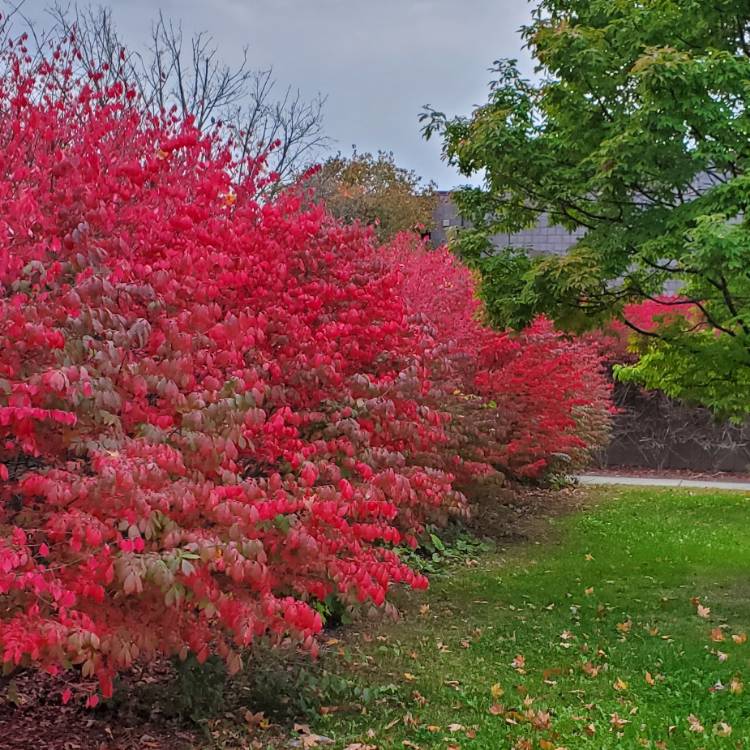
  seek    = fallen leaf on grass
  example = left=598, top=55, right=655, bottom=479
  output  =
left=613, top=677, right=628, bottom=691
left=713, top=721, right=732, bottom=737
left=710, top=627, right=725, bottom=642
left=531, top=710, right=552, bottom=730
left=730, top=677, right=743, bottom=694
left=581, top=661, right=600, bottom=678
left=491, top=683, right=504, bottom=700
left=716, top=650, right=729, bottom=662
left=403, top=673, right=416, bottom=682
left=344, top=745, right=377, bottom=750
left=512, top=654, right=526, bottom=672
left=687, top=714, right=705, bottom=733
left=616, top=620, right=631, bottom=634
left=645, top=672, right=655, bottom=686
left=696, top=605, right=711, bottom=619
left=488, top=704, right=505, bottom=716
left=732, top=632, right=747, bottom=644
left=610, top=713, right=629, bottom=731
left=447, top=723, right=465, bottom=733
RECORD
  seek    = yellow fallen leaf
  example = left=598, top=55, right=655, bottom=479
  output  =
left=491, top=683, right=504, bottom=700
left=730, top=677, right=743, bottom=694
left=403, top=673, right=416, bottom=682
left=426, top=725, right=441, bottom=733
left=732, top=631, right=747, bottom=644
left=613, top=677, right=628, bottom=691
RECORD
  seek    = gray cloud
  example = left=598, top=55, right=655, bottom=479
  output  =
left=22, top=0, right=533, bottom=188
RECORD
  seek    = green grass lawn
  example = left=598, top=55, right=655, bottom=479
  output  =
left=300, top=487, right=750, bottom=749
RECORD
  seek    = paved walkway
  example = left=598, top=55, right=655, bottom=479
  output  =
left=576, top=474, right=750, bottom=492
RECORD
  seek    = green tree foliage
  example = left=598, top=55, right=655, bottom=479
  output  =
left=308, top=150, right=436, bottom=242
left=422, top=0, right=750, bottom=417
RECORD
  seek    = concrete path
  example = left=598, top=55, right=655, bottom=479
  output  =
left=576, top=474, right=750, bottom=492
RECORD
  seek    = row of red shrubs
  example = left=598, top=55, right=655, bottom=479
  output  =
left=0, top=45, right=610, bottom=703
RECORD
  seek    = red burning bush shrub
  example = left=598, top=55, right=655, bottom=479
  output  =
left=0, top=42, right=609, bottom=704
left=0, top=45, right=467, bottom=702
left=383, top=235, right=611, bottom=479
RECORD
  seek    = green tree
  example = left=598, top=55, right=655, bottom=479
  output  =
left=422, top=0, right=750, bottom=417
left=309, top=150, right=436, bottom=242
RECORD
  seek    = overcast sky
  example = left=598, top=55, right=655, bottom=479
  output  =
left=24, top=0, right=534, bottom=189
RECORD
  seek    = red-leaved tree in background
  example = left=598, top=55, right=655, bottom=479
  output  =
left=0, top=38, right=609, bottom=703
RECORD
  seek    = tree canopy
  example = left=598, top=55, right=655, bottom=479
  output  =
left=423, top=0, right=750, bottom=418
left=307, top=151, right=436, bottom=242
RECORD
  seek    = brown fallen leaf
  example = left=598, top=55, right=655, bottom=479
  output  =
left=696, top=604, right=711, bottom=619
left=616, top=620, right=632, bottom=634
left=584, top=722, right=596, bottom=736
left=511, top=654, right=526, bottom=671
left=426, top=725, right=441, bottom=733
left=730, top=677, right=743, bottom=694
left=610, top=712, right=630, bottom=731
left=447, top=723, right=465, bottom=733
left=581, top=661, right=600, bottom=678
left=531, top=709, right=552, bottom=730
left=488, top=703, right=505, bottom=716
left=713, top=721, right=732, bottom=737
left=710, top=627, right=724, bottom=642
left=687, top=714, right=705, bottom=733
left=732, top=631, right=748, bottom=644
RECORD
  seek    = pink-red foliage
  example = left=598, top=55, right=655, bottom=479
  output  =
left=0, top=44, right=609, bottom=702
left=0, top=45, right=465, bottom=700
left=585, top=298, right=702, bottom=366
left=382, top=236, right=611, bottom=479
